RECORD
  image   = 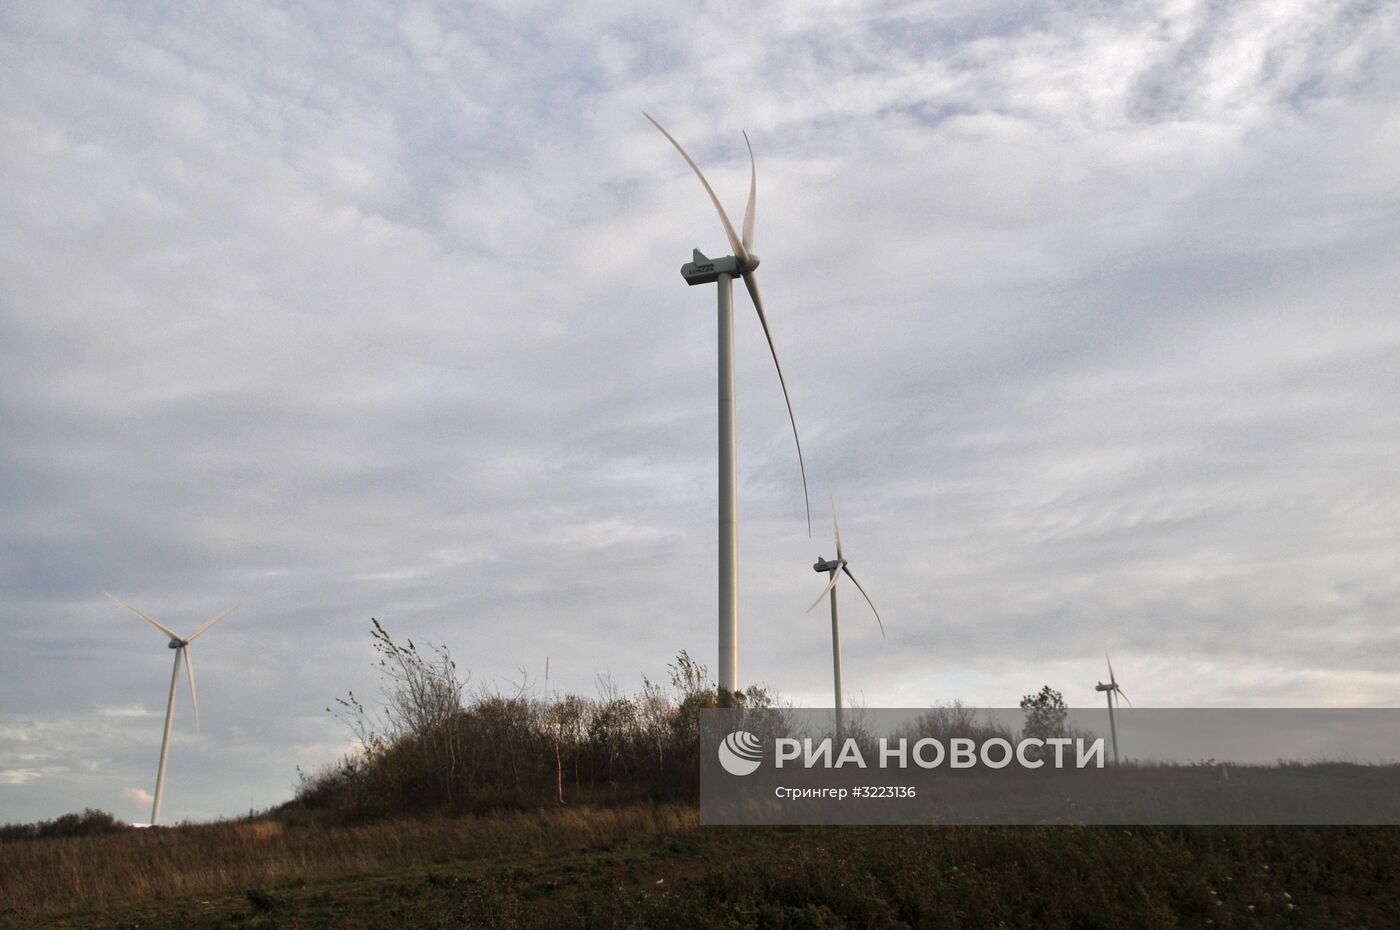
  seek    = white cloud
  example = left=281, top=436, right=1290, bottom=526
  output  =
left=0, top=769, right=42, bottom=786
left=121, top=786, right=154, bottom=805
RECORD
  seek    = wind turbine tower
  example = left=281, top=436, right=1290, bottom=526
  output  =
left=1095, top=652, right=1132, bottom=765
left=647, top=114, right=811, bottom=697
left=107, top=593, right=244, bottom=825
left=807, top=497, right=884, bottom=736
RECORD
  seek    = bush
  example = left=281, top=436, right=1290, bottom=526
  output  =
left=293, top=625, right=775, bottom=822
left=0, top=808, right=128, bottom=843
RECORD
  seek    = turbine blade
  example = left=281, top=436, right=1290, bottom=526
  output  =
left=830, top=494, right=843, bottom=561
left=742, top=271, right=812, bottom=535
left=188, top=597, right=245, bottom=641
left=105, top=592, right=181, bottom=642
left=741, top=131, right=756, bottom=252
left=183, top=646, right=200, bottom=732
left=805, top=570, right=843, bottom=613
left=842, top=566, right=885, bottom=639
left=645, top=113, right=748, bottom=262
left=1106, top=650, right=1116, bottom=687
left=1117, top=689, right=1133, bottom=708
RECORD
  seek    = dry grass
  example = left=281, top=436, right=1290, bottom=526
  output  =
left=0, top=803, right=696, bottom=921
left=6, top=812, right=1400, bottom=929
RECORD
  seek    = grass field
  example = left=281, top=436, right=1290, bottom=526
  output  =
left=5, top=805, right=1400, bottom=928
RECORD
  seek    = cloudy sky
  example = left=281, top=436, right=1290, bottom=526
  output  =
left=2, top=0, right=1398, bottom=824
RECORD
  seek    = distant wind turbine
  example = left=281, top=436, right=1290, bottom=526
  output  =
left=647, top=113, right=811, bottom=697
left=806, top=496, right=884, bottom=736
left=1094, top=651, right=1132, bottom=765
left=106, top=592, right=244, bottom=825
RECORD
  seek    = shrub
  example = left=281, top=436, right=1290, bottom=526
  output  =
left=0, top=808, right=128, bottom=843
left=294, top=626, right=775, bottom=822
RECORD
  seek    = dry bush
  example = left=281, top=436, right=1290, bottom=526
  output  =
left=0, top=808, right=126, bottom=842
left=303, top=631, right=768, bottom=821
left=893, top=701, right=1015, bottom=744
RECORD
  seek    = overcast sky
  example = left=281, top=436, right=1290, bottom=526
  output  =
left=2, top=0, right=1398, bottom=824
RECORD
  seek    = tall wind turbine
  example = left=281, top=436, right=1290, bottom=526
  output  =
left=106, top=592, right=243, bottom=825
left=646, top=114, right=811, bottom=698
left=1094, top=652, right=1132, bottom=765
left=806, top=497, right=883, bottom=736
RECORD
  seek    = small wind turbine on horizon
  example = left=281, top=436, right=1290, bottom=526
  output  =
left=646, top=113, right=811, bottom=698
left=106, top=592, right=244, bottom=825
left=1095, top=651, right=1132, bottom=765
left=806, top=496, right=884, bottom=737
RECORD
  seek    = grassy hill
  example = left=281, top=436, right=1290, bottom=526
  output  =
left=5, top=805, right=1399, bottom=928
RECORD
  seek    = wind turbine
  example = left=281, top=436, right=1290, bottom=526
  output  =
left=106, top=592, right=243, bottom=825
left=1094, top=651, right=1132, bottom=765
left=806, top=496, right=883, bottom=736
left=646, top=114, right=811, bottom=698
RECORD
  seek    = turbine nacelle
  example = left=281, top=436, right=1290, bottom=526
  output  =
left=680, top=249, right=760, bottom=286
left=813, top=556, right=846, bottom=573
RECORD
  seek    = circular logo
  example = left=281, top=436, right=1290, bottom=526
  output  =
left=718, top=730, right=764, bottom=776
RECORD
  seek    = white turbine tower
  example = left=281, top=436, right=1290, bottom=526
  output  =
left=1094, top=651, right=1132, bottom=765
left=806, top=497, right=883, bottom=737
left=647, top=114, right=811, bottom=698
left=106, top=592, right=243, bottom=825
